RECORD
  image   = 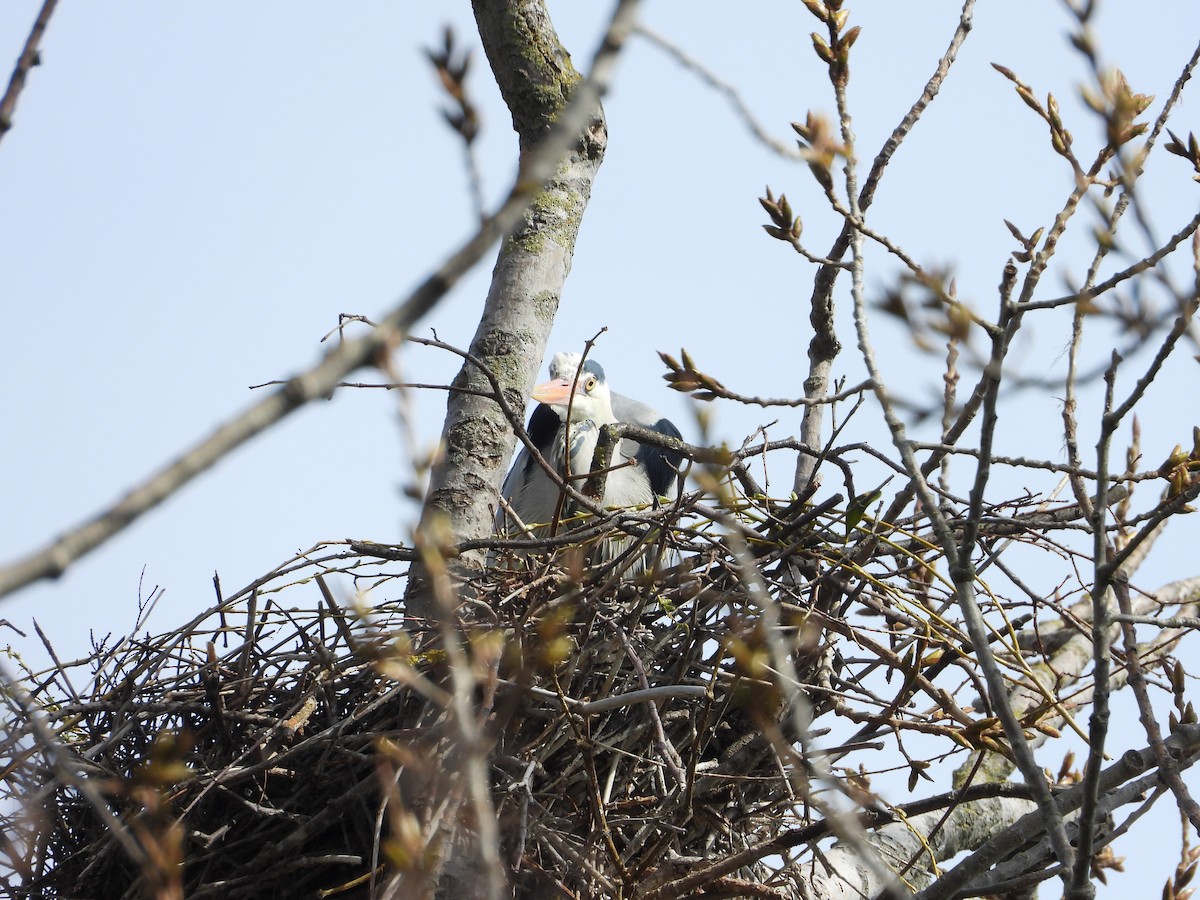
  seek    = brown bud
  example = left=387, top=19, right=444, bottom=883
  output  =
left=811, top=32, right=834, bottom=64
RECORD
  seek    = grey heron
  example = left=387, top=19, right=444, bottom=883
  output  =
left=497, top=352, right=683, bottom=560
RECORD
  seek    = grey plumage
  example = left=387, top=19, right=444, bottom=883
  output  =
left=497, top=352, right=683, bottom=545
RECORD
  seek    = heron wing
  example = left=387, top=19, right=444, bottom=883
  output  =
left=636, top=416, right=684, bottom=496
left=610, top=392, right=683, bottom=498
left=498, top=403, right=564, bottom=532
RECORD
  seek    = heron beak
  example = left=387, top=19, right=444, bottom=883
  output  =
left=531, top=378, right=577, bottom=406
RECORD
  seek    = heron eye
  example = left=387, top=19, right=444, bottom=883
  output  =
left=584, top=376, right=598, bottom=392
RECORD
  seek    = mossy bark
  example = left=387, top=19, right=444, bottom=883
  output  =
left=412, top=1, right=606, bottom=586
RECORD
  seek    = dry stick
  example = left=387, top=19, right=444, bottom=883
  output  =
left=1057, top=276, right=1088, bottom=520
left=0, top=0, right=58, bottom=145
left=32, top=620, right=81, bottom=709
left=552, top=671, right=633, bottom=890
left=0, top=657, right=149, bottom=871
left=721, top=508, right=911, bottom=900
left=550, top=331, right=606, bottom=538
left=642, top=783, right=1036, bottom=900
left=572, top=684, right=708, bottom=716
left=0, top=0, right=642, bottom=603
left=911, top=441, right=1160, bottom=483
left=666, top=367, right=873, bottom=408
left=610, top=625, right=686, bottom=787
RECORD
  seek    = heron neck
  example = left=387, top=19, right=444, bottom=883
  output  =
left=556, top=418, right=605, bottom=476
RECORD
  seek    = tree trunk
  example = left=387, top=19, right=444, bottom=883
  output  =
left=406, top=6, right=607, bottom=893
left=409, top=0, right=606, bottom=619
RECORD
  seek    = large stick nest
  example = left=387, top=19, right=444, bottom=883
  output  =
left=2, top=474, right=1156, bottom=898
left=1, top=508, right=853, bottom=899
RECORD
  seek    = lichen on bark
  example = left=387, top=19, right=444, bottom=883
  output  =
left=411, top=0, right=608, bottom=600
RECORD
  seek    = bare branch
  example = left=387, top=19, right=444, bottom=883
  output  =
left=0, top=0, right=58, bottom=146
left=633, top=24, right=801, bottom=159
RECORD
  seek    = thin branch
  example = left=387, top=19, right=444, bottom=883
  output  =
left=0, top=657, right=148, bottom=869
left=632, top=24, right=801, bottom=159
left=1069, top=351, right=1121, bottom=891
left=1022, top=210, right=1200, bottom=311
left=0, top=0, right=58, bottom=145
left=1113, top=579, right=1200, bottom=833
left=795, top=0, right=977, bottom=497
left=917, top=723, right=1200, bottom=900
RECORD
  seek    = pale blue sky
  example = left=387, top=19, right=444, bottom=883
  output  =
left=3, top=2, right=1199, bottom=891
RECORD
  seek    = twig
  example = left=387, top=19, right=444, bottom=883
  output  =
left=0, top=0, right=58, bottom=145
left=0, top=657, right=149, bottom=870
left=632, top=24, right=801, bottom=160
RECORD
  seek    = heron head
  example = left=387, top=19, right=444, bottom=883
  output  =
left=548, top=351, right=584, bottom=381
left=531, top=358, right=613, bottom=423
